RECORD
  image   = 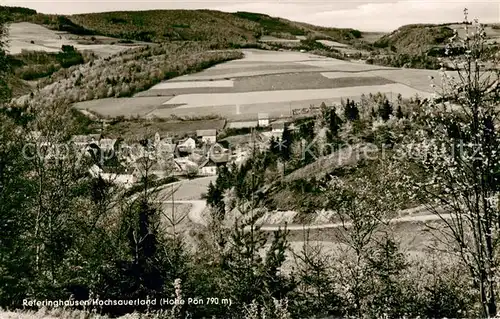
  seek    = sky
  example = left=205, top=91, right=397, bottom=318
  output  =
left=2, top=0, right=500, bottom=32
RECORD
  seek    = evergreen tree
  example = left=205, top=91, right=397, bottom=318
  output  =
left=0, top=13, right=11, bottom=103
left=329, top=108, right=342, bottom=137
left=269, top=136, right=280, bottom=156
left=220, top=202, right=294, bottom=317
left=396, top=104, right=404, bottom=119
left=368, top=236, right=408, bottom=318
left=280, top=125, right=292, bottom=161
left=206, top=181, right=225, bottom=222
left=298, top=119, right=315, bottom=141
left=0, top=115, right=33, bottom=307
left=343, top=99, right=359, bottom=121
left=379, top=99, right=393, bottom=121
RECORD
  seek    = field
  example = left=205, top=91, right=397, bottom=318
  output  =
left=74, top=49, right=437, bottom=121
left=7, top=22, right=141, bottom=57
left=103, top=119, right=226, bottom=140
left=316, top=39, right=349, bottom=48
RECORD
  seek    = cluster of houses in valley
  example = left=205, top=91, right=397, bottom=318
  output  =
left=66, top=128, right=235, bottom=189
left=31, top=113, right=293, bottom=189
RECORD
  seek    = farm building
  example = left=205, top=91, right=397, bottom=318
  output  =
left=197, top=129, right=217, bottom=144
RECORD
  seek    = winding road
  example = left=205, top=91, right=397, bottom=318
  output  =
left=158, top=182, right=450, bottom=231
left=154, top=177, right=453, bottom=232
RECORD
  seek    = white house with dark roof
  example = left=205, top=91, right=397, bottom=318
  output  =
left=197, top=129, right=217, bottom=144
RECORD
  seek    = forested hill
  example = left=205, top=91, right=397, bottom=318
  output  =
left=0, top=6, right=362, bottom=43
left=373, top=24, right=455, bottom=54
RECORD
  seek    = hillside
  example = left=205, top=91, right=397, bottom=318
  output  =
left=2, top=6, right=363, bottom=44
left=67, top=11, right=365, bottom=44
left=12, top=42, right=243, bottom=107
left=373, top=24, right=455, bottom=54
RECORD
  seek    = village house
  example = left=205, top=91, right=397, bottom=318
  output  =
left=271, top=122, right=285, bottom=134
left=208, top=143, right=231, bottom=163
left=188, top=152, right=206, bottom=166
left=99, top=138, right=118, bottom=152
left=71, top=134, right=100, bottom=149
left=197, top=129, right=217, bottom=144
left=170, top=159, right=185, bottom=176
left=199, top=158, right=218, bottom=176
left=258, top=113, right=269, bottom=127
left=88, top=164, right=136, bottom=189
left=132, top=161, right=169, bottom=180
left=177, top=137, right=196, bottom=154
left=227, top=120, right=259, bottom=129
left=155, top=140, right=176, bottom=160
left=174, top=157, right=199, bottom=176
left=120, top=143, right=146, bottom=164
